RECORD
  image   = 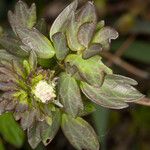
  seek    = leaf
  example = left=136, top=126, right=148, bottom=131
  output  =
left=27, top=122, right=41, bottom=149
left=61, top=114, right=100, bottom=150
left=40, top=108, right=61, bottom=146
left=78, top=22, right=96, bottom=48
left=104, top=74, right=144, bottom=102
left=12, top=60, right=25, bottom=78
left=8, top=0, right=36, bottom=34
left=0, top=82, right=18, bottom=91
left=93, top=105, right=109, bottom=148
left=16, top=27, right=55, bottom=59
left=0, top=74, right=13, bottom=82
left=35, top=18, right=48, bottom=35
left=0, top=113, right=25, bottom=148
left=66, top=1, right=97, bottom=51
left=52, top=32, right=69, bottom=60
left=0, top=49, right=18, bottom=62
left=65, top=54, right=112, bottom=87
left=66, top=13, right=84, bottom=51
left=20, top=110, right=36, bottom=130
left=96, top=20, right=105, bottom=31
left=5, top=101, right=17, bottom=111
left=80, top=74, right=144, bottom=109
left=76, top=1, right=97, bottom=24
left=82, top=43, right=102, bottom=59
left=29, top=50, right=37, bottom=71
left=80, top=82, right=128, bottom=109
left=93, top=27, right=119, bottom=50
left=59, top=72, right=83, bottom=117
left=0, top=67, right=17, bottom=82
left=0, top=35, right=29, bottom=57
left=77, top=2, right=97, bottom=47
left=78, top=101, right=96, bottom=117
left=106, top=74, right=138, bottom=86
left=0, top=101, right=8, bottom=114
left=50, top=0, right=78, bottom=40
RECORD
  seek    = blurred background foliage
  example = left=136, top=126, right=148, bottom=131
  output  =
left=0, top=0, right=150, bottom=150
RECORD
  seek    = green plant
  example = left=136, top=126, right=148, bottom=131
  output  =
left=0, top=0, right=144, bottom=149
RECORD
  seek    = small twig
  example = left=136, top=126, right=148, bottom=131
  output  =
left=108, top=35, right=135, bottom=66
left=135, top=97, right=150, bottom=106
left=101, top=51, right=149, bottom=79
left=115, top=35, right=135, bottom=57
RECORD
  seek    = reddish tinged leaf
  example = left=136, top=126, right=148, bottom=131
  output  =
left=40, top=108, right=61, bottom=146
left=50, top=0, right=78, bottom=39
left=0, top=82, right=18, bottom=91
left=20, top=110, right=36, bottom=130
left=80, top=74, right=144, bottom=109
left=5, top=101, right=17, bottom=111
left=27, top=122, right=41, bottom=149
left=80, top=82, right=128, bottom=109
left=82, top=43, right=102, bottom=59
left=16, top=28, right=55, bottom=59
left=8, top=0, right=36, bottom=34
left=93, top=27, right=119, bottom=50
left=52, top=32, right=69, bottom=60
left=0, top=101, right=8, bottom=114
left=0, top=36, right=29, bottom=57
left=0, top=67, right=17, bottom=82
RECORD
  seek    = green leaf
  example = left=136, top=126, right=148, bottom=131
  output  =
left=61, top=114, right=100, bottom=150
left=16, top=27, right=55, bottom=59
left=80, top=74, right=144, bottom=109
left=104, top=74, right=144, bottom=101
left=78, top=101, right=96, bottom=116
left=50, top=0, right=78, bottom=40
left=0, top=35, right=29, bottom=57
left=93, top=27, right=118, bottom=50
left=59, top=72, right=83, bottom=117
left=0, top=113, right=25, bottom=148
left=40, top=108, right=61, bottom=146
left=93, top=105, right=109, bottom=150
left=96, top=20, right=105, bottom=31
left=29, top=50, right=37, bottom=71
left=65, top=54, right=112, bottom=87
left=8, top=0, right=36, bottom=34
left=106, top=74, right=138, bottom=86
left=52, top=32, right=69, bottom=60
left=66, top=1, right=97, bottom=51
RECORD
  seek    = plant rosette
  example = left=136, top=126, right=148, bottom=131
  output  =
left=0, top=0, right=144, bottom=149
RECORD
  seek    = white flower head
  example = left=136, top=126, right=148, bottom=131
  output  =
left=34, top=80, right=56, bottom=103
